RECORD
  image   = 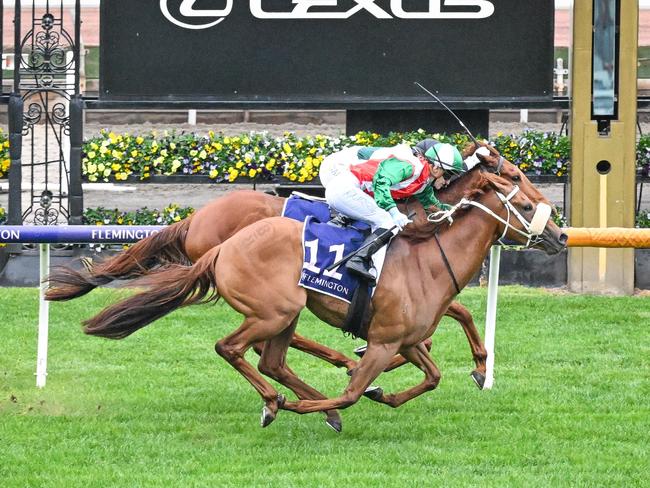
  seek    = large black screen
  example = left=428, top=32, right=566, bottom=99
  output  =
left=100, top=0, right=554, bottom=105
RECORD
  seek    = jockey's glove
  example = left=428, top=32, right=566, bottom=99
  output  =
left=389, top=207, right=413, bottom=230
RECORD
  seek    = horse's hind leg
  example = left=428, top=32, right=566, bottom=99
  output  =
left=253, top=334, right=358, bottom=373
left=446, top=301, right=487, bottom=389
left=281, top=341, right=400, bottom=415
left=364, top=342, right=441, bottom=408
left=215, top=316, right=297, bottom=428
left=257, top=318, right=344, bottom=432
left=289, top=334, right=358, bottom=372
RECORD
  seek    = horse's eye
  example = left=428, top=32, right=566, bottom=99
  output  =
left=512, top=175, right=521, bottom=182
left=524, top=204, right=533, bottom=212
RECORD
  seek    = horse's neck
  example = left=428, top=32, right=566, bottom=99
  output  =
left=418, top=191, right=501, bottom=293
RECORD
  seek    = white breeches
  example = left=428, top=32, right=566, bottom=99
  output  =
left=324, top=171, right=394, bottom=231
left=319, top=146, right=364, bottom=187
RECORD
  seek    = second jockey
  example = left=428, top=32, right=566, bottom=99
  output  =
left=320, top=139, right=484, bottom=283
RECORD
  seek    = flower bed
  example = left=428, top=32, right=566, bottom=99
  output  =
left=0, top=206, right=6, bottom=225
left=83, top=204, right=194, bottom=226
left=0, top=130, right=11, bottom=180
left=83, top=129, right=571, bottom=183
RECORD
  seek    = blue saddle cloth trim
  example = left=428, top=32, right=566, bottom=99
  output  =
left=299, top=216, right=371, bottom=303
left=282, top=194, right=331, bottom=223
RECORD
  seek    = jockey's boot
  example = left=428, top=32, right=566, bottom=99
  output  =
left=345, top=228, right=393, bottom=285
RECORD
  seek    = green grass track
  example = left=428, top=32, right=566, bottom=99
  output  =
left=0, top=287, right=648, bottom=487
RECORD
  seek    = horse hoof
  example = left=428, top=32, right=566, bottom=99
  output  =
left=353, top=345, right=367, bottom=358
left=260, top=406, right=276, bottom=428
left=471, top=371, right=486, bottom=390
left=363, top=386, right=384, bottom=401
left=325, top=417, right=342, bottom=433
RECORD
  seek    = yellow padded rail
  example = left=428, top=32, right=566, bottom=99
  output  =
left=564, top=228, right=650, bottom=249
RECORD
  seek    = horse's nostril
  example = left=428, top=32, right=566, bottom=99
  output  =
left=559, top=233, right=568, bottom=245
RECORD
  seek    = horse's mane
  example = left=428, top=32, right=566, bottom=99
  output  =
left=400, top=169, right=507, bottom=243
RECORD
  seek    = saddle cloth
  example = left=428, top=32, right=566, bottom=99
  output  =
left=282, top=193, right=386, bottom=303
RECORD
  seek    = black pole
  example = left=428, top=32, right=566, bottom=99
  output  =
left=7, top=94, right=24, bottom=226
left=68, top=95, right=84, bottom=224
left=8, top=0, right=23, bottom=229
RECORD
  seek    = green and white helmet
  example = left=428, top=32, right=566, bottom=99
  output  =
left=415, top=139, right=464, bottom=173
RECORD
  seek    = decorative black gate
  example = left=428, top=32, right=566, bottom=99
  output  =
left=7, top=0, right=83, bottom=226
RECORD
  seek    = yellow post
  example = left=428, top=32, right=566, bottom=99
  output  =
left=569, top=0, right=638, bottom=294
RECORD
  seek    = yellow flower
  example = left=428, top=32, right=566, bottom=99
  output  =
left=103, top=168, right=111, bottom=177
left=98, top=163, right=106, bottom=172
left=108, top=132, right=118, bottom=143
left=224, top=137, right=231, bottom=144
left=173, top=215, right=181, bottom=222
left=99, top=145, right=108, bottom=155
left=160, top=149, right=168, bottom=157
left=170, top=143, right=176, bottom=150
left=265, top=161, right=275, bottom=171
left=289, top=174, right=297, bottom=181
left=136, top=136, right=144, bottom=145
left=111, top=163, right=121, bottom=171
left=243, top=137, right=250, bottom=144
left=171, top=160, right=182, bottom=172
left=248, top=169, right=257, bottom=178
left=111, top=150, right=122, bottom=159
left=236, top=161, right=244, bottom=169
left=209, top=169, right=219, bottom=179
left=199, top=150, right=207, bottom=159
left=88, top=175, right=98, bottom=182
left=190, top=149, right=198, bottom=157
left=131, top=150, right=138, bottom=158
left=283, top=143, right=293, bottom=154
left=87, top=151, right=96, bottom=159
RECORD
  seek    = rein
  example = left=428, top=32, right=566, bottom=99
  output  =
left=432, top=231, right=461, bottom=294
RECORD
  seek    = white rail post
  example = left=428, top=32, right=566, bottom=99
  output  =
left=483, top=245, right=502, bottom=390
left=36, top=243, right=51, bottom=388
left=188, top=109, right=197, bottom=125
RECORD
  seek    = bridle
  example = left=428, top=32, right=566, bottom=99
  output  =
left=428, top=181, right=553, bottom=249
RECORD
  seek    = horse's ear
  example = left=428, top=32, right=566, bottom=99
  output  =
left=486, top=174, right=513, bottom=194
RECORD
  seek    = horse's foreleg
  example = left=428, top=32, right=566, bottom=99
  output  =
left=290, top=334, right=358, bottom=372
left=281, top=342, right=400, bottom=415
left=446, top=301, right=488, bottom=389
left=257, top=319, right=343, bottom=432
left=363, top=342, right=441, bottom=408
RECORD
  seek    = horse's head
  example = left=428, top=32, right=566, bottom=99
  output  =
left=463, top=142, right=557, bottom=213
left=477, top=173, right=567, bottom=255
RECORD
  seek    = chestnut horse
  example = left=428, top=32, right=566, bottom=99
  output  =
left=76, top=170, right=567, bottom=429
left=47, top=144, right=554, bottom=387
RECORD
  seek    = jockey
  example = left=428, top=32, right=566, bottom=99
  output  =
left=320, top=139, right=488, bottom=282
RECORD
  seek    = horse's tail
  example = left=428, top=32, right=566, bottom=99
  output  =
left=83, top=245, right=222, bottom=340
left=45, top=217, right=192, bottom=302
